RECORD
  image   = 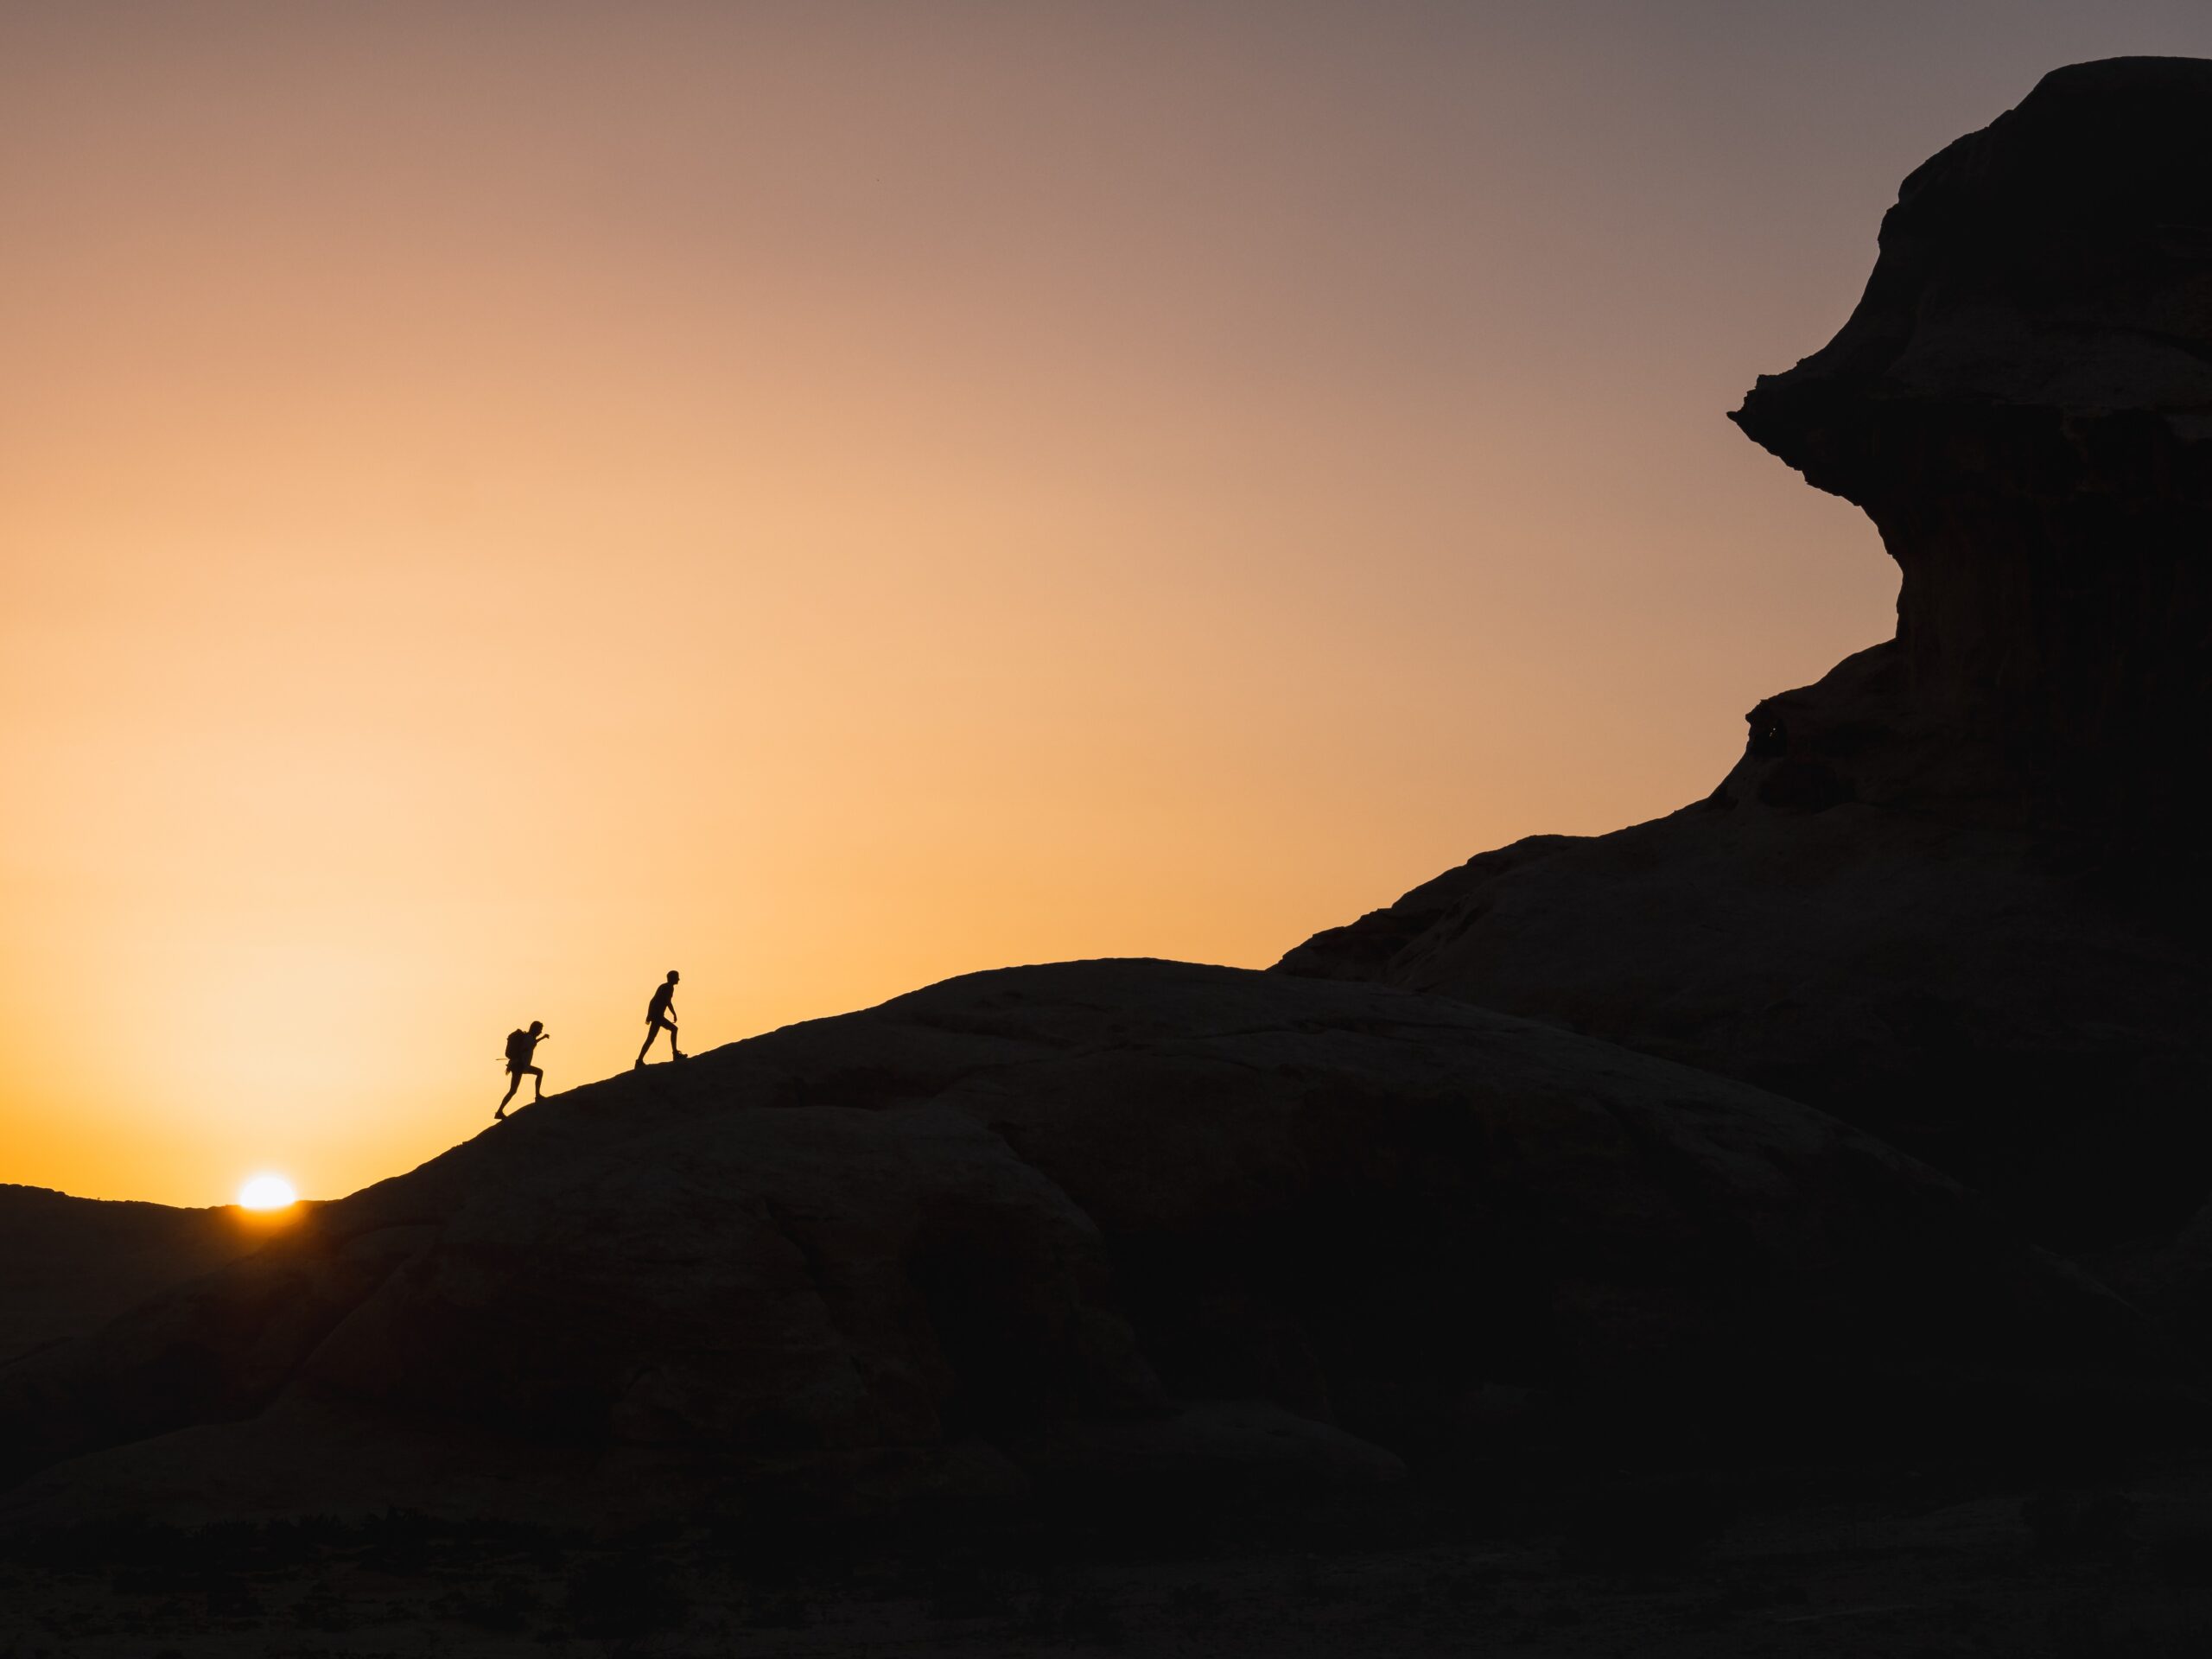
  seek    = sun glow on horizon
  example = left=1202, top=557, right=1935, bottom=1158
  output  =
left=237, top=1173, right=298, bottom=1211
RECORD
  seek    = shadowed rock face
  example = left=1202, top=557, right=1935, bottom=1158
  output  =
left=1282, top=59, right=2212, bottom=1248
left=1734, top=55, right=2212, bottom=844
left=0, top=963, right=2155, bottom=1527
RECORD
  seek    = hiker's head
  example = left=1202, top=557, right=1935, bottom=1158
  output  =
left=667, top=970, right=680, bottom=983
left=528, top=1020, right=543, bottom=1034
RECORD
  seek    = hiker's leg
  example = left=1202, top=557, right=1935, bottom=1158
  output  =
left=529, top=1064, right=544, bottom=1101
left=636, top=1026, right=654, bottom=1065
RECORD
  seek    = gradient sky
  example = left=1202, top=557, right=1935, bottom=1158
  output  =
left=7, top=1, right=2211, bottom=1207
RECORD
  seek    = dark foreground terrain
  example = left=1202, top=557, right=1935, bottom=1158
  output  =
left=10, top=1462, right=2212, bottom=1657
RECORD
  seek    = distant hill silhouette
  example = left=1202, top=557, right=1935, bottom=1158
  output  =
left=1281, top=56, right=2212, bottom=1255
left=0, top=1186, right=263, bottom=1368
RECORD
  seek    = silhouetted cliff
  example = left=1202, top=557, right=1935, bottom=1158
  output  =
left=1282, top=59, right=2212, bottom=1249
left=1734, top=55, right=2212, bottom=850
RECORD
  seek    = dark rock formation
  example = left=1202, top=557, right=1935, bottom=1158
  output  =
left=0, top=963, right=2156, bottom=1528
left=1281, top=59, right=2212, bottom=1249
left=1735, top=55, right=2212, bottom=848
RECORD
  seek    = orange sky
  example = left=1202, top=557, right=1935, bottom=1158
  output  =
left=8, top=3, right=2212, bottom=1206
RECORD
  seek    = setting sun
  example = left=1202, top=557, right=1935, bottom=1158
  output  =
left=237, top=1173, right=298, bottom=1211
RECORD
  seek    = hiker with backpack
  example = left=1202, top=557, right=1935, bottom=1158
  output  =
left=498, top=1020, right=548, bottom=1119
left=635, top=970, right=685, bottom=1067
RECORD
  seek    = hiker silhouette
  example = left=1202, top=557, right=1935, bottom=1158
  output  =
left=498, top=1020, right=547, bottom=1118
left=636, top=970, right=684, bottom=1067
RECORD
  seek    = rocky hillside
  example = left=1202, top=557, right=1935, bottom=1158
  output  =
left=0, top=961, right=2156, bottom=1528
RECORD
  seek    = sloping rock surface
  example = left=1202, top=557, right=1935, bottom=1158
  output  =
left=0, top=962, right=2152, bottom=1527
left=1281, top=59, right=2212, bottom=1249
left=1274, top=785, right=2212, bottom=1248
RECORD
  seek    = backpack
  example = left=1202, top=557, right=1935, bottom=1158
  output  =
left=504, top=1028, right=533, bottom=1067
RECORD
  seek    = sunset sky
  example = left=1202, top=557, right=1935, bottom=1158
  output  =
left=8, top=2, right=2212, bottom=1207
